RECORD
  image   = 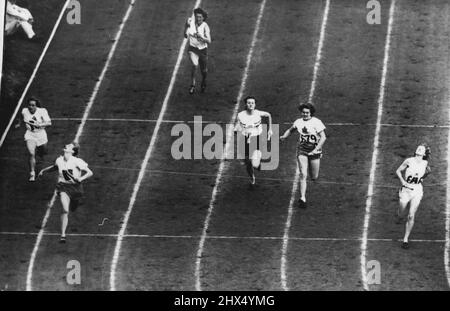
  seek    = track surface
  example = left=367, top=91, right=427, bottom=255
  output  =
left=0, top=0, right=449, bottom=290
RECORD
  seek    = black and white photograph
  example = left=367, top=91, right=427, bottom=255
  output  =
left=1, top=0, right=450, bottom=296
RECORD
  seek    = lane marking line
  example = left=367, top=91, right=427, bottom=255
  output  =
left=194, top=0, right=268, bottom=292
left=445, top=32, right=450, bottom=289
left=0, top=0, right=71, bottom=148
left=281, top=0, right=330, bottom=292
left=25, top=193, right=56, bottom=291
left=109, top=0, right=203, bottom=291
left=50, top=117, right=450, bottom=128
left=25, top=0, right=138, bottom=291
left=2, top=231, right=445, bottom=243
left=1, top=155, right=444, bottom=189
left=360, top=0, right=396, bottom=291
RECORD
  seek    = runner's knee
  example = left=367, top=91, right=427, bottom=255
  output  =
left=398, top=202, right=408, bottom=211
left=299, top=170, right=307, bottom=181
left=310, top=171, right=319, bottom=181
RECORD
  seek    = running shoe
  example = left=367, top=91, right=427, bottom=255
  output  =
left=250, top=174, right=256, bottom=185
left=29, top=172, right=36, bottom=182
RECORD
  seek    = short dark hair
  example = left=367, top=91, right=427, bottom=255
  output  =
left=243, top=96, right=256, bottom=105
left=193, top=8, right=208, bottom=20
left=28, top=97, right=42, bottom=108
left=72, top=141, right=80, bottom=157
left=418, top=142, right=431, bottom=161
left=298, top=102, right=316, bottom=115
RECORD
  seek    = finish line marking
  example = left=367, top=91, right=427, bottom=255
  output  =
left=0, top=231, right=445, bottom=243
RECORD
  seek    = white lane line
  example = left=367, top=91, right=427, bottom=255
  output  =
left=83, top=167, right=442, bottom=188
left=445, top=51, right=450, bottom=288
left=1, top=155, right=444, bottom=189
left=25, top=193, right=56, bottom=291
left=51, top=117, right=450, bottom=128
left=360, top=0, right=396, bottom=292
left=280, top=0, right=330, bottom=292
left=74, top=0, right=135, bottom=142
left=280, top=167, right=300, bottom=291
left=307, top=0, right=329, bottom=104
left=330, top=123, right=450, bottom=128
left=25, top=0, right=138, bottom=291
left=52, top=117, right=187, bottom=123
left=109, top=0, right=203, bottom=291
left=0, top=0, right=71, bottom=148
left=194, top=0, right=268, bottom=292
left=2, top=231, right=445, bottom=243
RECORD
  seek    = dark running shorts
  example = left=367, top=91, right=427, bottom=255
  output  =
left=56, top=182, right=84, bottom=211
left=245, top=135, right=260, bottom=160
left=188, top=46, right=208, bottom=72
left=36, top=144, right=47, bottom=158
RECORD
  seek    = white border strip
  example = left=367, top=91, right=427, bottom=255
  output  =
left=360, top=0, right=396, bottom=291
left=194, top=0, right=267, bottom=292
left=109, top=0, right=203, bottom=291
left=280, top=0, right=330, bottom=292
left=0, top=0, right=71, bottom=148
left=25, top=0, right=137, bottom=291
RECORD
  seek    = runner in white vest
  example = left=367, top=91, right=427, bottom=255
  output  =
left=280, top=103, right=327, bottom=209
left=5, top=0, right=36, bottom=39
left=38, top=143, right=93, bottom=243
left=22, top=97, right=51, bottom=181
left=184, top=8, right=211, bottom=94
left=396, top=144, right=431, bottom=249
left=234, top=96, right=273, bottom=186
